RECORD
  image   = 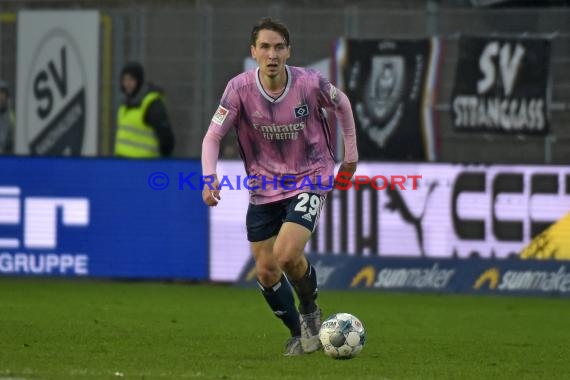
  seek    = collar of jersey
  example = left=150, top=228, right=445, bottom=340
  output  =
left=256, top=65, right=291, bottom=103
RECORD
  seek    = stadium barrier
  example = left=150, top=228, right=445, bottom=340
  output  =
left=0, top=157, right=208, bottom=279
left=237, top=255, right=570, bottom=297
left=210, top=160, right=570, bottom=282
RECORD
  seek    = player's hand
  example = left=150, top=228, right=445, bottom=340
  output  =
left=334, top=161, right=357, bottom=187
left=202, top=174, right=221, bottom=206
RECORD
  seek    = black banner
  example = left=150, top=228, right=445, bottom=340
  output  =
left=451, top=36, right=551, bottom=134
left=342, top=39, right=434, bottom=160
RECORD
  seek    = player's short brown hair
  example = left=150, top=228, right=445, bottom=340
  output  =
left=250, top=17, right=290, bottom=47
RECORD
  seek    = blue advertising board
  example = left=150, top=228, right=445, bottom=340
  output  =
left=0, top=157, right=208, bottom=279
left=237, top=254, right=570, bottom=298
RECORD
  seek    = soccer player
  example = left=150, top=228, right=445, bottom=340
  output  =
left=201, top=17, right=358, bottom=356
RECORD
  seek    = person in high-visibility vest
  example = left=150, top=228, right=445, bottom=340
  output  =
left=115, top=62, right=175, bottom=158
left=0, top=80, right=15, bottom=155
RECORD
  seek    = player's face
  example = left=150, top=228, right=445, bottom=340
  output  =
left=121, top=74, right=138, bottom=96
left=251, top=29, right=290, bottom=79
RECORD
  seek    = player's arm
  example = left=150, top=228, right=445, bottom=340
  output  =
left=201, top=84, right=239, bottom=206
left=317, top=75, right=359, bottom=182
left=332, top=89, right=358, bottom=183
left=201, top=130, right=222, bottom=206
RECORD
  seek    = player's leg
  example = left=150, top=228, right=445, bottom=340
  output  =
left=273, top=193, right=326, bottom=353
left=274, top=222, right=321, bottom=353
left=247, top=202, right=303, bottom=356
left=273, top=223, right=317, bottom=312
left=251, top=238, right=302, bottom=339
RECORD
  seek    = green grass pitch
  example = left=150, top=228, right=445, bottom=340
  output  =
left=1, top=277, right=569, bottom=380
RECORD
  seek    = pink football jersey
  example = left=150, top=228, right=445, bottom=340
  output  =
left=208, top=65, right=343, bottom=204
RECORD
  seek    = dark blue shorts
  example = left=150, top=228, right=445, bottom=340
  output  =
left=246, top=192, right=326, bottom=242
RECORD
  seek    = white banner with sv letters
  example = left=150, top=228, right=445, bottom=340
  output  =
left=15, top=11, right=100, bottom=156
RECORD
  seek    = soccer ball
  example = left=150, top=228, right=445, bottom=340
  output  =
left=319, top=312, right=366, bottom=359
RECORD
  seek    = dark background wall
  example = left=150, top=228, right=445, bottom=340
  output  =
left=0, top=0, right=569, bottom=163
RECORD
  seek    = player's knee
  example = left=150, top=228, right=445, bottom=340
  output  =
left=256, top=265, right=281, bottom=286
left=275, top=254, right=291, bottom=272
left=275, top=252, right=303, bottom=274
left=274, top=239, right=302, bottom=261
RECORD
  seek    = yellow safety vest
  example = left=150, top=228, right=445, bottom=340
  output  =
left=115, top=92, right=162, bottom=158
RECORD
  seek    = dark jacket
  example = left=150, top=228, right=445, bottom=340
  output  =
left=121, top=83, right=175, bottom=157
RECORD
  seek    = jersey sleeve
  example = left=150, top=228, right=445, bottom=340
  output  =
left=201, top=81, right=240, bottom=176
left=209, top=81, right=240, bottom=136
left=315, top=72, right=359, bottom=163
left=316, top=72, right=342, bottom=111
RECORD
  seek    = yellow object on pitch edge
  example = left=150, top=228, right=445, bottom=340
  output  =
left=520, top=212, right=570, bottom=260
